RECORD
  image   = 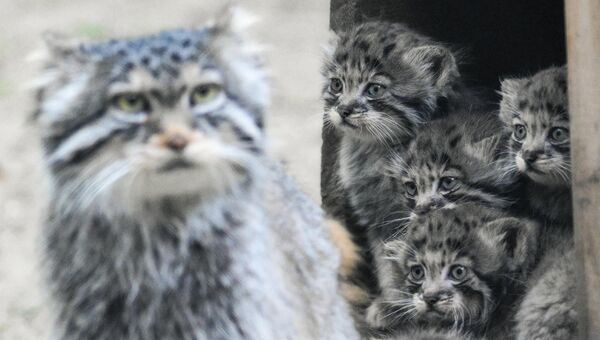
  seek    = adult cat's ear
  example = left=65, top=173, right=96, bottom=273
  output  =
left=211, top=4, right=258, bottom=38
left=479, top=217, right=539, bottom=272
left=403, top=45, right=460, bottom=90
left=39, top=32, right=85, bottom=64
left=208, top=5, right=269, bottom=119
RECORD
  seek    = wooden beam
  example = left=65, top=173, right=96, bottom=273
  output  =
left=565, top=1, right=600, bottom=338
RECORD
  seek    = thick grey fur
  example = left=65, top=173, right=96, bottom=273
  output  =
left=367, top=203, right=538, bottom=340
left=500, top=66, right=578, bottom=339
left=321, top=21, right=484, bottom=311
left=36, top=8, right=358, bottom=340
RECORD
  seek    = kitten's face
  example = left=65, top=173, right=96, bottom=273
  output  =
left=399, top=155, right=464, bottom=218
left=390, top=120, right=508, bottom=220
left=35, top=18, right=267, bottom=214
left=500, top=67, right=570, bottom=187
left=322, top=22, right=458, bottom=143
left=382, top=206, right=536, bottom=329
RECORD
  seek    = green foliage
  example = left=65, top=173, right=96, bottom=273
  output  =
left=75, top=23, right=109, bottom=39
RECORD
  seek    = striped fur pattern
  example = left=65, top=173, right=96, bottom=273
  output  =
left=515, top=235, right=577, bottom=340
left=387, top=112, right=516, bottom=222
left=499, top=66, right=571, bottom=224
left=321, top=21, right=469, bottom=231
left=367, top=204, right=538, bottom=339
left=321, top=22, right=481, bottom=314
left=370, top=328, right=482, bottom=340
left=36, top=8, right=358, bottom=340
left=322, top=21, right=461, bottom=145
left=500, top=66, right=578, bottom=339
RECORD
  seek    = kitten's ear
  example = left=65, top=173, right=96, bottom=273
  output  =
left=384, top=151, right=408, bottom=179
left=479, top=217, right=539, bottom=271
left=323, top=30, right=341, bottom=59
left=403, top=45, right=459, bottom=90
left=499, top=78, right=522, bottom=99
left=498, top=78, right=523, bottom=124
left=382, top=239, right=409, bottom=261
left=465, top=134, right=502, bottom=162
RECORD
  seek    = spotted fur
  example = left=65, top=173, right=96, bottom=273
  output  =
left=500, top=66, right=578, bottom=340
left=321, top=22, right=483, bottom=315
left=499, top=66, right=571, bottom=224
left=367, top=204, right=538, bottom=339
left=370, top=328, right=482, bottom=340
left=35, top=8, right=357, bottom=340
left=387, top=112, right=516, bottom=222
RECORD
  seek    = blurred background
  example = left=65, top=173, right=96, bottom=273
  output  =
left=0, top=0, right=328, bottom=338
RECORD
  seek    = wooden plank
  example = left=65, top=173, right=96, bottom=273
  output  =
left=565, top=1, right=600, bottom=338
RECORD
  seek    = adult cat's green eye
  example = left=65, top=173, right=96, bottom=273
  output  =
left=113, top=93, right=149, bottom=113
left=549, top=127, right=569, bottom=143
left=330, top=78, right=343, bottom=93
left=191, top=84, right=223, bottom=106
left=365, top=83, right=385, bottom=98
left=449, top=265, right=468, bottom=281
left=404, top=181, right=417, bottom=197
left=513, top=124, right=527, bottom=141
left=409, top=265, right=425, bottom=282
left=439, top=177, right=459, bottom=192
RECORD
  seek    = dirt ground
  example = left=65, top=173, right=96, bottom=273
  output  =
left=0, top=1, right=328, bottom=338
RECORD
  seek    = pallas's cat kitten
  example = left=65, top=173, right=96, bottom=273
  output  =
left=34, top=9, right=357, bottom=340
left=388, top=112, right=515, bottom=223
left=367, top=204, right=538, bottom=340
left=499, top=66, right=571, bottom=224
left=500, top=66, right=578, bottom=340
left=321, top=21, right=477, bottom=307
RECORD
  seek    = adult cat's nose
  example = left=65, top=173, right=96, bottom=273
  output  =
left=152, top=126, right=194, bottom=152
left=164, top=133, right=189, bottom=151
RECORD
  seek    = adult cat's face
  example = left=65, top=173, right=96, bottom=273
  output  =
left=35, top=14, right=268, bottom=214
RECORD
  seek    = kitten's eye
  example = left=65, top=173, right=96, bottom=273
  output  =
left=513, top=124, right=527, bottom=141
left=330, top=78, right=343, bottom=94
left=191, top=84, right=223, bottom=106
left=404, top=181, right=417, bottom=197
left=409, top=265, right=425, bottom=282
left=365, top=83, right=385, bottom=98
left=439, top=177, right=460, bottom=193
left=113, top=93, right=149, bottom=113
left=449, top=265, right=468, bottom=282
left=549, top=127, right=569, bottom=144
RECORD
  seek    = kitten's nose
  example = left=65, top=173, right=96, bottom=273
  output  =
left=337, top=105, right=353, bottom=118
left=523, top=150, right=543, bottom=164
left=414, top=204, right=430, bottom=215
left=423, top=293, right=441, bottom=306
left=414, top=199, right=444, bottom=215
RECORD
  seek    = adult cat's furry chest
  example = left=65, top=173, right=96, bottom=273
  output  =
left=45, top=191, right=288, bottom=340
